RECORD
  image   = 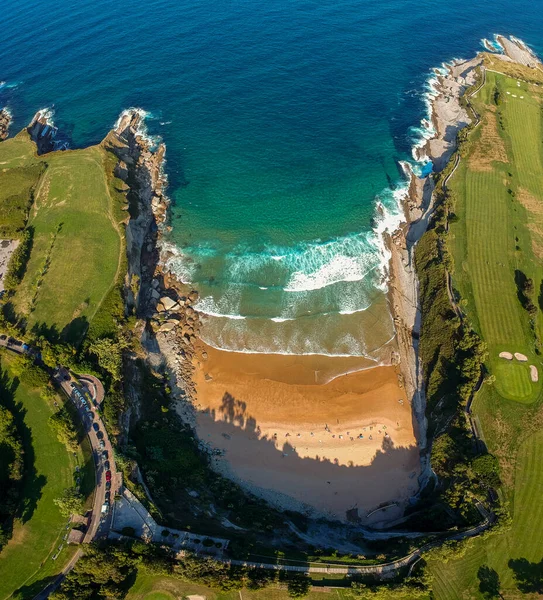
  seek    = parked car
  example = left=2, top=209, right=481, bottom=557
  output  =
left=99, top=440, right=105, bottom=449
left=70, top=382, right=76, bottom=389
left=105, top=491, right=111, bottom=502
left=105, top=471, right=112, bottom=482
left=96, top=431, right=104, bottom=439
left=92, top=423, right=100, bottom=432
left=105, top=481, right=111, bottom=491
left=104, top=461, right=110, bottom=470
left=101, top=451, right=108, bottom=460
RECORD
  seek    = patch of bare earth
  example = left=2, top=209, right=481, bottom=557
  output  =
left=469, top=111, right=508, bottom=172
left=517, top=187, right=543, bottom=258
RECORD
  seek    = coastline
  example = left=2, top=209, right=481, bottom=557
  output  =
left=0, top=107, right=10, bottom=140
left=118, top=34, right=536, bottom=526
left=386, top=35, right=540, bottom=488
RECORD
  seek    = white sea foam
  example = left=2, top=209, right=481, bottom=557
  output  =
left=285, top=253, right=376, bottom=292
left=35, top=107, right=55, bottom=127
left=114, top=107, right=162, bottom=149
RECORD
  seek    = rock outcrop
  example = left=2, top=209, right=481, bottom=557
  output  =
left=27, top=110, right=69, bottom=154
left=103, top=110, right=170, bottom=313
left=0, top=108, right=10, bottom=140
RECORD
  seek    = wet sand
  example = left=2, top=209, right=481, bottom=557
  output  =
left=185, top=343, right=420, bottom=522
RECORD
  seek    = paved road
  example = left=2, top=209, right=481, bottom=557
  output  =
left=0, top=335, right=119, bottom=598
left=31, top=373, right=121, bottom=599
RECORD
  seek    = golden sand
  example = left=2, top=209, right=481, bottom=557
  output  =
left=187, top=344, right=420, bottom=523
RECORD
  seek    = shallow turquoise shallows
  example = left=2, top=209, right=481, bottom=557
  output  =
left=2, top=0, right=542, bottom=356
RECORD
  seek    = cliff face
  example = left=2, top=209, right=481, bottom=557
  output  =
left=0, top=109, right=10, bottom=140
left=102, top=110, right=170, bottom=314
left=27, top=110, right=69, bottom=154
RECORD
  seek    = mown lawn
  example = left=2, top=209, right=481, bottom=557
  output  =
left=429, top=67, right=543, bottom=599
left=449, top=71, right=543, bottom=403
left=429, top=430, right=543, bottom=599
left=0, top=352, right=93, bottom=600
left=11, top=145, right=123, bottom=343
left=0, top=133, right=44, bottom=238
left=125, top=571, right=428, bottom=600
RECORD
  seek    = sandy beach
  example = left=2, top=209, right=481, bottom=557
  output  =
left=180, top=342, right=420, bottom=523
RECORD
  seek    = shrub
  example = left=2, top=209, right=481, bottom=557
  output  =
left=3, top=227, right=34, bottom=291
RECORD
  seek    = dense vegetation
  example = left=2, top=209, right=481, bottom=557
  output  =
left=3, top=227, right=34, bottom=291
left=51, top=540, right=431, bottom=600
left=413, top=185, right=490, bottom=529
left=0, top=368, right=24, bottom=549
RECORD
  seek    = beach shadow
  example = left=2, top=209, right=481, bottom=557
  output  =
left=201, top=390, right=419, bottom=523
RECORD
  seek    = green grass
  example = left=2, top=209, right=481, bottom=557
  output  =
left=0, top=133, right=44, bottom=238
left=429, top=431, right=543, bottom=599
left=428, top=67, right=543, bottom=600
left=10, top=145, right=124, bottom=343
left=125, top=571, right=428, bottom=600
left=449, top=71, right=543, bottom=403
left=0, top=352, right=93, bottom=600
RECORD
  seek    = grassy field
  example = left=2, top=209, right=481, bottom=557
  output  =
left=10, top=145, right=124, bottom=343
left=0, top=351, right=94, bottom=600
left=0, top=132, right=44, bottom=238
left=429, top=430, right=543, bottom=599
left=428, top=67, right=543, bottom=598
left=125, top=571, right=429, bottom=600
left=449, top=70, right=543, bottom=403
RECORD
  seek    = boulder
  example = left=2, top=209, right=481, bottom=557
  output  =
left=114, top=160, right=129, bottom=181
left=159, top=296, right=178, bottom=311
left=188, top=290, right=199, bottom=303
left=159, top=322, right=177, bottom=333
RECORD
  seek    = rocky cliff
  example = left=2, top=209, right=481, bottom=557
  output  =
left=102, top=110, right=170, bottom=314
left=0, top=109, right=10, bottom=140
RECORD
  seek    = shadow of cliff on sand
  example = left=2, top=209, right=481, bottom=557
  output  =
left=195, top=390, right=420, bottom=524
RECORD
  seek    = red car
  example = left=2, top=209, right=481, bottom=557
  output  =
left=105, top=470, right=112, bottom=482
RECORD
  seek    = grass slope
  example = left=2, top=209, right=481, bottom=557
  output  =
left=429, top=67, right=543, bottom=599
left=449, top=71, right=543, bottom=403
left=0, top=352, right=93, bottom=600
left=5, top=144, right=124, bottom=343
left=429, top=431, right=543, bottom=599
left=126, top=572, right=428, bottom=600
left=0, top=133, right=44, bottom=238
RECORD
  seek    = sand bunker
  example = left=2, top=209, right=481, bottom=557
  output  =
left=499, top=352, right=513, bottom=360
left=514, top=352, right=528, bottom=362
left=530, top=365, right=539, bottom=382
left=186, top=344, right=420, bottom=523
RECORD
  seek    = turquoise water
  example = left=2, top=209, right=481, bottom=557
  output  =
left=1, top=0, right=542, bottom=356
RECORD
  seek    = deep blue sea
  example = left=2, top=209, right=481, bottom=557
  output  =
left=2, top=0, right=542, bottom=357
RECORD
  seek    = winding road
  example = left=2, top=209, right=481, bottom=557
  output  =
left=0, top=335, right=118, bottom=599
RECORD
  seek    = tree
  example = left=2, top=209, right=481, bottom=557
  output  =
left=285, top=573, right=311, bottom=598
left=54, top=488, right=84, bottom=517
left=478, top=565, right=502, bottom=599
left=88, top=337, right=128, bottom=380
left=49, top=407, right=79, bottom=450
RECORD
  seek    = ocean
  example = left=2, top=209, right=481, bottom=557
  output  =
left=2, top=0, right=542, bottom=358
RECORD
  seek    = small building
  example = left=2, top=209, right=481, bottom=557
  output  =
left=67, top=529, right=85, bottom=545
